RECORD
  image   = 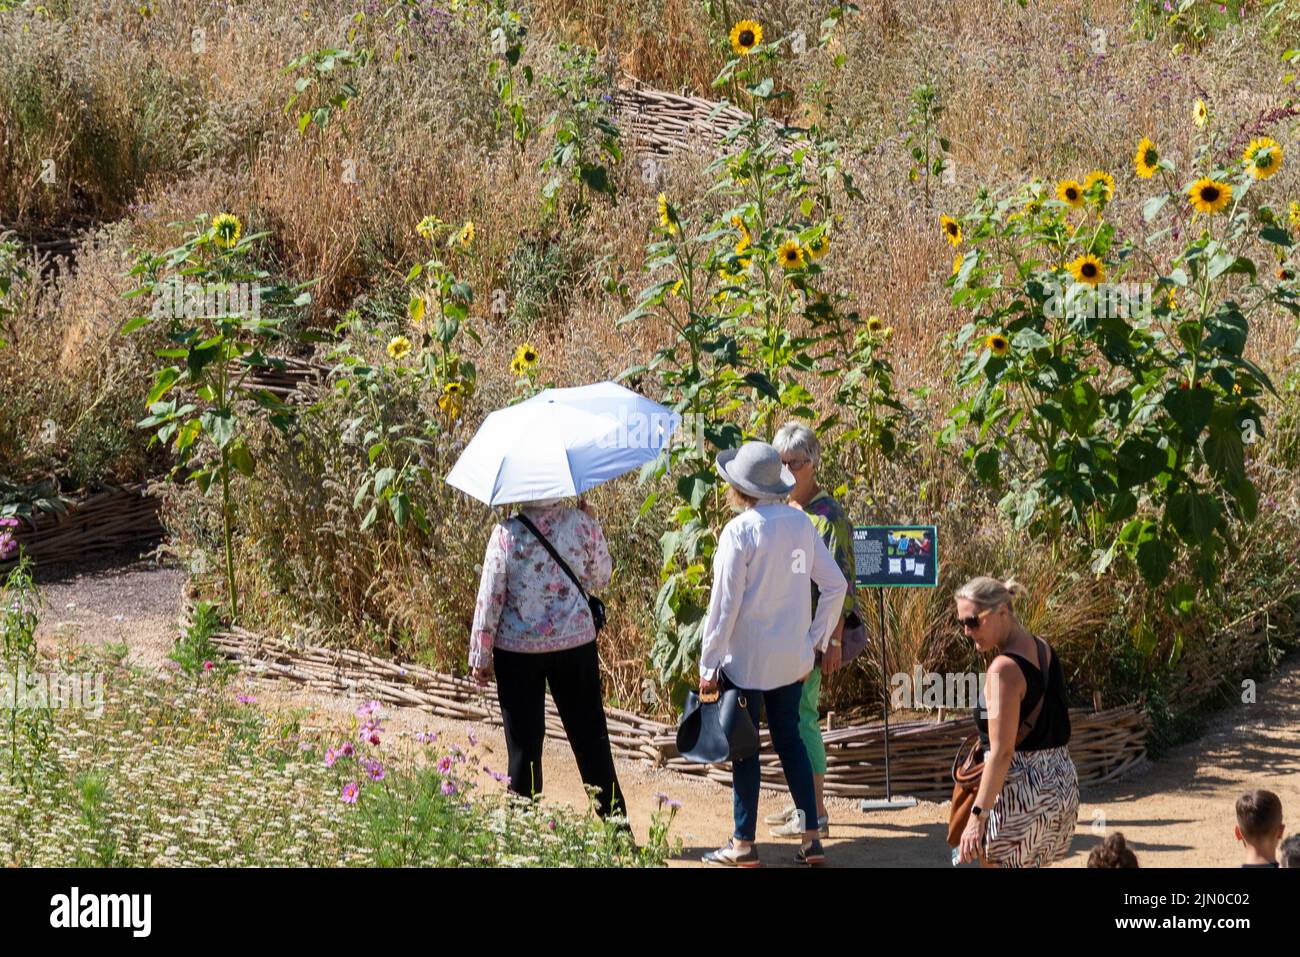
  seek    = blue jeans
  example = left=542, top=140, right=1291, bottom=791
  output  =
left=723, top=672, right=819, bottom=842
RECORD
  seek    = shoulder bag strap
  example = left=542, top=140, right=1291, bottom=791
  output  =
left=1013, top=637, right=1053, bottom=746
left=516, top=512, right=590, bottom=601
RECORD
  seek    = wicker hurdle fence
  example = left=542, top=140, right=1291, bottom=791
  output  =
left=199, top=611, right=1149, bottom=801
left=1, top=483, right=164, bottom=571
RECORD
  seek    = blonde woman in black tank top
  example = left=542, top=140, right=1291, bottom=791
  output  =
left=954, top=576, right=1079, bottom=867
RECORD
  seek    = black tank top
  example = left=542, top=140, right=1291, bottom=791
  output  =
left=973, top=640, right=1071, bottom=752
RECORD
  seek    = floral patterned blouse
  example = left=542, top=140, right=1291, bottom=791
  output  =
left=469, top=505, right=612, bottom=670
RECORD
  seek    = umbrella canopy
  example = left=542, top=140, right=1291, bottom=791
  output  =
left=445, top=381, right=680, bottom=506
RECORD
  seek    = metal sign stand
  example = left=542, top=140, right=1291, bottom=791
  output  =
left=860, top=586, right=917, bottom=812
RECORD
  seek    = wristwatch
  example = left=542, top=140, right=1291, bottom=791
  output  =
left=971, top=805, right=983, bottom=818
left=829, top=639, right=841, bottom=647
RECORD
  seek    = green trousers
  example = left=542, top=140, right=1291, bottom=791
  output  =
left=798, top=664, right=827, bottom=775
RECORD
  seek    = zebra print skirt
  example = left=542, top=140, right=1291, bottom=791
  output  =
left=983, top=745, right=1079, bottom=868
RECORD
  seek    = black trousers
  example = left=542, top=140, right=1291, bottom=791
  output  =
left=492, top=641, right=627, bottom=819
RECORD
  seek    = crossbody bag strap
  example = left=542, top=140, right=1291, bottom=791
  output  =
left=516, top=513, right=590, bottom=601
left=1014, top=636, right=1053, bottom=746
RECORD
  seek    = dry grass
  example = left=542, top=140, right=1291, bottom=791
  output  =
left=3, top=0, right=1300, bottom=727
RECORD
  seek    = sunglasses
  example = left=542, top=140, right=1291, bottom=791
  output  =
left=957, top=607, right=994, bottom=631
left=781, top=458, right=810, bottom=471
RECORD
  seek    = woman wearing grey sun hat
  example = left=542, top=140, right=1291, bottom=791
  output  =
left=699, top=441, right=849, bottom=868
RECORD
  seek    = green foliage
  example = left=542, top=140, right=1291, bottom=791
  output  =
left=326, top=215, right=478, bottom=537
left=903, top=78, right=950, bottom=208
left=169, top=599, right=230, bottom=679
left=1, top=557, right=56, bottom=794
left=941, top=115, right=1297, bottom=614
left=481, top=0, right=532, bottom=151
left=284, top=45, right=372, bottom=138
left=540, top=42, right=622, bottom=220
left=124, top=213, right=313, bottom=621
left=620, top=15, right=899, bottom=705
left=1131, top=0, right=1247, bottom=51
left=0, top=230, right=24, bottom=350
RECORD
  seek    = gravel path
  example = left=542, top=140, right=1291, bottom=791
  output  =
left=30, top=558, right=1300, bottom=868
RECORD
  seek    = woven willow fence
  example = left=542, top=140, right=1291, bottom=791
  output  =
left=610, top=84, right=800, bottom=164
left=1, top=483, right=163, bottom=571
left=203, top=618, right=1149, bottom=800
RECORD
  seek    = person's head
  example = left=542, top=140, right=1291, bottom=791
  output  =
left=1087, top=832, right=1139, bottom=868
left=715, top=441, right=795, bottom=510
left=1235, top=789, right=1284, bottom=858
left=954, top=575, right=1027, bottom=653
left=772, top=422, right=820, bottom=492
left=1279, top=833, right=1300, bottom=868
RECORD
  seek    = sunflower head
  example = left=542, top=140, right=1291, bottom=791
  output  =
left=1134, top=137, right=1160, bottom=179
left=1193, top=98, right=1208, bottom=129
left=984, top=333, right=1010, bottom=357
left=1056, top=180, right=1084, bottom=208
left=416, top=215, right=440, bottom=241
left=1068, top=254, right=1106, bottom=287
left=731, top=215, right=751, bottom=255
left=1083, top=169, right=1115, bottom=205
left=387, top=336, right=412, bottom=361
left=806, top=232, right=829, bottom=260
left=1243, top=138, right=1283, bottom=180
left=657, top=193, right=679, bottom=235
left=1188, top=177, right=1232, bottom=216
left=940, top=214, right=962, bottom=247
left=211, top=213, right=242, bottom=250
left=729, top=20, right=762, bottom=56
left=439, top=380, right=466, bottom=415
left=866, top=315, right=884, bottom=333
left=1291, top=201, right=1300, bottom=230
left=777, top=239, right=805, bottom=270
left=456, top=220, right=475, bottom=249
left=513, top=343, right=539, bottom=370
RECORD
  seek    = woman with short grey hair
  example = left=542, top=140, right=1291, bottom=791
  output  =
left=768, top=421, right=865, bottom=839
left=699, top=440, right=848, bottom=867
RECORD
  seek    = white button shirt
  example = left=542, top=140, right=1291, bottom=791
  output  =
left=699, top=501, right=849, bottom=691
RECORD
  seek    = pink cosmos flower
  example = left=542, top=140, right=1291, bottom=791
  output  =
left=340, top=782, right=360, bottom=804
left=203, top=660, right=214, bottom=672
left=236, top=694, right=256, bottom=704
left=440, top=779, right=457, bottom=796
left=364, top=760, right=385, bottom=781
left=325, top=748, right=338, bottom=767
left=340, top=742, right=355, bottom=758
left=436, top=756, right=453, bottom=774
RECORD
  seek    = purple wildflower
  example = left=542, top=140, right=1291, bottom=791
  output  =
left=325, top=748, right=338, bottom=767
left=203, top=660, right=214, bottom=672
left=236, top=694, right=256, bottom=704
left=436, top=756, right=453, bottom=773
left=340, top=741, right=355, bottom=758
left=364, top=759, right=385, bottom=781
left=441, top=779, right=457, bottom=796
left=340, top=782, right=360, bottom=804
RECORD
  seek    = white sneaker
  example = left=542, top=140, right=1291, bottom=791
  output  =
left=763, top=803, right=798, bottom=825
left=769, top=809, right=830, bottom=839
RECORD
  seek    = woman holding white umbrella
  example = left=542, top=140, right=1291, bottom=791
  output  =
left=468, top=495, right=626, bottom=820
left=451, top=381, right=678, bottom=824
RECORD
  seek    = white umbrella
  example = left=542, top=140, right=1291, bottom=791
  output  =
left=445, top=381, right=680, bottom=506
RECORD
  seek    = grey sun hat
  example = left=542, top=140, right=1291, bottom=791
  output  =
left=715, top=442, right=795, bottom=500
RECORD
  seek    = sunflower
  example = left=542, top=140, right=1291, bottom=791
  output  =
left=211, top=213, right=242, bottom=250
left=1188, top=177, right=1232, bottom=216
left=1291, top=201, right=1300, bottom=229
left=731, top=215, right=751, bottom=255
left=940, top=214, right=962, bottom=247
left=1166, top=288, right=1178, bottom=311
left=415, top=215, right=440, bottom=240
left=1083, top=169, right=1115, bottom=204
left=806, top=232, right=829, bottom=260
left=457, top=220, right=475, bottom=248
left=439, top=381, right=465, bottom=415
left=777, top=239, right=805, bottom=270
left=729, top=20, right=762, bottom=56
left=1134, top=137, right=1160, bottom=179
left=387, top=336, right=412, bottom=360
left=952, top=253, right=964, bottom=276
left=513, top=343, right=539, bottom=370
left=1243, top=137, right=1283, bottom=180
left=1068, top=254, right=1106, bottom=286
left=671, top=278, right=683, bottom=297
left=866, top=315, right=884, bottom=333
left=1192, top=98, right=1208, bottom=129
left=984, top=333, right=1010, bottom=357
left=657, top=192, right=678, bottom=235
left=1056, top=180, right=1084, bottom=208
left=510, top=356, right=526, bottom=375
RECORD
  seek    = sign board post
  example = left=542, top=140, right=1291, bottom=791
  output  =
left=851, top=524, right=938, bottom=812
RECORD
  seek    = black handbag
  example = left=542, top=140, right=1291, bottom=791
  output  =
left=516, top=513, right=606, bottom=633
left=675, top=686, right=761, bottom=764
